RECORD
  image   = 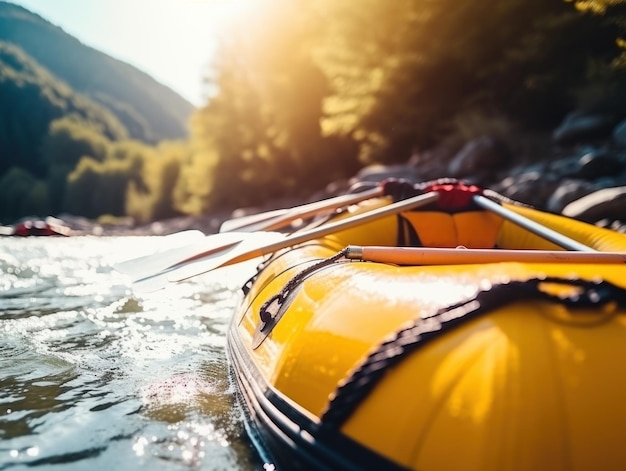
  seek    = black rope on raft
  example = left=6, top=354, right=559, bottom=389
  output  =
left=321, top=276, right=626, bottom=429
left=257, top=247, right=350, bottom=330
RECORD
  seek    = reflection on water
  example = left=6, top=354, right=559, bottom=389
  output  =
left=0, top=237, right=262, bottom=470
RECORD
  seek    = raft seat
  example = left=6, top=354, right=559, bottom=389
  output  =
left=399, top=202, right=626, bottom=253
left=398, top=210, right=504, bottom=249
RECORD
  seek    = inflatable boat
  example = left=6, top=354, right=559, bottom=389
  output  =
left=227, top=179, right=626, bottom=471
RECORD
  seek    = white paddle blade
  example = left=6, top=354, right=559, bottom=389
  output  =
left=115, top=231, right=267, bottom=281
left=113, top=230, right=205, bottom=274
left=132, top=231, right=288, bottom=292
left=163, top=231, right=288, bottom=283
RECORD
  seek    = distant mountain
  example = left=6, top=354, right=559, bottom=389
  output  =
left=0, top=40, right=132, bottom=177
left=0, top=1, right=194, bottom=143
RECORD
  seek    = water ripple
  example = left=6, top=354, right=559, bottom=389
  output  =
left=0, top=237, right=261, bottom=470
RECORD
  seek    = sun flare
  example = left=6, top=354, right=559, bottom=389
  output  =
left=184, top=0, right=264, bottom=27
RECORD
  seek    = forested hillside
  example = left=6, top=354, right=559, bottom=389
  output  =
left=0, top=1, right=193, bottom=224
left=1, top=0, right=625, bottom=227
left=0, top=42, right=128, bottom=177
left=0, top=1, right=193, bottom=142
left=180, top=0, right=626, bottom=212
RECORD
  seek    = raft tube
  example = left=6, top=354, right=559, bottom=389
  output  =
left=228, top=180, right=626, bottom=471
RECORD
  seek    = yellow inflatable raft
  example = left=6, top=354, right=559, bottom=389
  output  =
left=227, top=179, right=626, bottom=471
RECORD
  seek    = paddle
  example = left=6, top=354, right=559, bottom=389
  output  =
left=219, top=186, right=384, bottom=233
left=116, top=187, right=385, bottom=280
left=218, top=208, right=290, bottom=233
left=473, top=195, right=595, bottom=252
left=133, top=191, right=440, bottom=291
left=345, top=245, right=626, bottom=265
left=114, top=231, right=280, bottom=281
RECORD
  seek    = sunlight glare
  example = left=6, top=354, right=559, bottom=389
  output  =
left=204, top=0, right=264, bottom=22
left=205, top=0, right=266, bottom=38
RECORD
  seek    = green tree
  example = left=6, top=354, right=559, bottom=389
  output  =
left=315, top=0, right=625, bottom=162
left=41, top=117, right=109, bottom=168
left=126, top=140, right=186, bottom=223
left=0, top=41, right=128, bottom=177
left=64, top=157, right=129, bottom=219
left=41, top=117, right=111, bottom=213
left=186, top=0, right=360, bottom=213
left=0, top=167, right=49, bottom=222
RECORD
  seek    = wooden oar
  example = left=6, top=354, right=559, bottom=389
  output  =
left=346, top=245, right=626, bottom=265
left=219, top=186, right=384, bottom=233
left=473, top=195, right=595, bottom=252
left=134, top=191, right=440, bottom=290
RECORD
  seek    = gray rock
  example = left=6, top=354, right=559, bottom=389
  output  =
left=493, top=171, right=561, bottom=207
left=613, top=119, right=626, bottom=149
left=553, top=111, right=618, bottom=146
left=548, top=155, right=583, bottom=178
left=546, top=180, right=597, bottom=213
left=447, top=136, right=510, bottom=181
left=562, top=186, right=626, bottom=223
left=353, top=163, right=421, bottom=183
left=575, top=150, right=623, bottom=179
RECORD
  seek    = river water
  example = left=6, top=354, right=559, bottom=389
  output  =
left=0, top=236, right=265, bottom=470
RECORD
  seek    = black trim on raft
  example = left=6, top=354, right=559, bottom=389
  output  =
left=241, top=242, right=338, bottom=296
left=321, top=276, right=626, bottom=428
left=227, top=321, right=411, bottom=471
left=253, top=252, right=350, bottom=349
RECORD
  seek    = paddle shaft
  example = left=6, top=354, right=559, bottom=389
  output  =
left=219, top=208, right=289, bottom=232
left=473, top=195, right=595, bottom=252
left=258, top=187, right=385, bottom=232
left=221, top=187, right=384, bottom=233
left=122, top=188, right=385, bottom=281
left=347, top=245, right=626, bottom=265
left=169, top=191, right=440, bottom=280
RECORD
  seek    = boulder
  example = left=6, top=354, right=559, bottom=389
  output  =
left=613, top=119, right=626, bottom=149
left=574, top=150, right=624, bottom=179
left=447, top=136, right=510, bottom=182
left=546, top=179, right=597, bottom=213
left=353, top=163, right=421, bottom=183
left=562, top=186, right=626, bottom=223
left=552, top=111, right=618, bottom=146
left=493, top=171, right=560, bottom=208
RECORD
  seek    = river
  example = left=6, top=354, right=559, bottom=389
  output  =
left=0, top=236, right=265, bottom=470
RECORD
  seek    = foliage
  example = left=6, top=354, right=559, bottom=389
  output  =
left=0, top=1, right=193, bottom=142
left=179, top=0, right=626, bottom=216
left=0, top=0, right=192, bottom=223
left=126, top=140, right=187, bottom=223
left=179, top=0, right=361, bottom=212
left=313, top=0, right=625, bottom=161
left=64, top=157, right=129, bottom=219
left=42, top=117, right=110, bottom=168
left=2, top=0, right=626, bottom=224
left=0, top=167, right=50, bottom=222
left=63, top=139, right=185, bottom=222
left=0, top=41, right=127, bottom=177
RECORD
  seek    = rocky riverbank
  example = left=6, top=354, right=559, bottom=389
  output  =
left=348, top=109, right=626, bottom=233
left=7, top=109, right=626, bottom=237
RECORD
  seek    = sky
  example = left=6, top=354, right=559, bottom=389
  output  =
left=7, top=0, right=258, bottom=106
